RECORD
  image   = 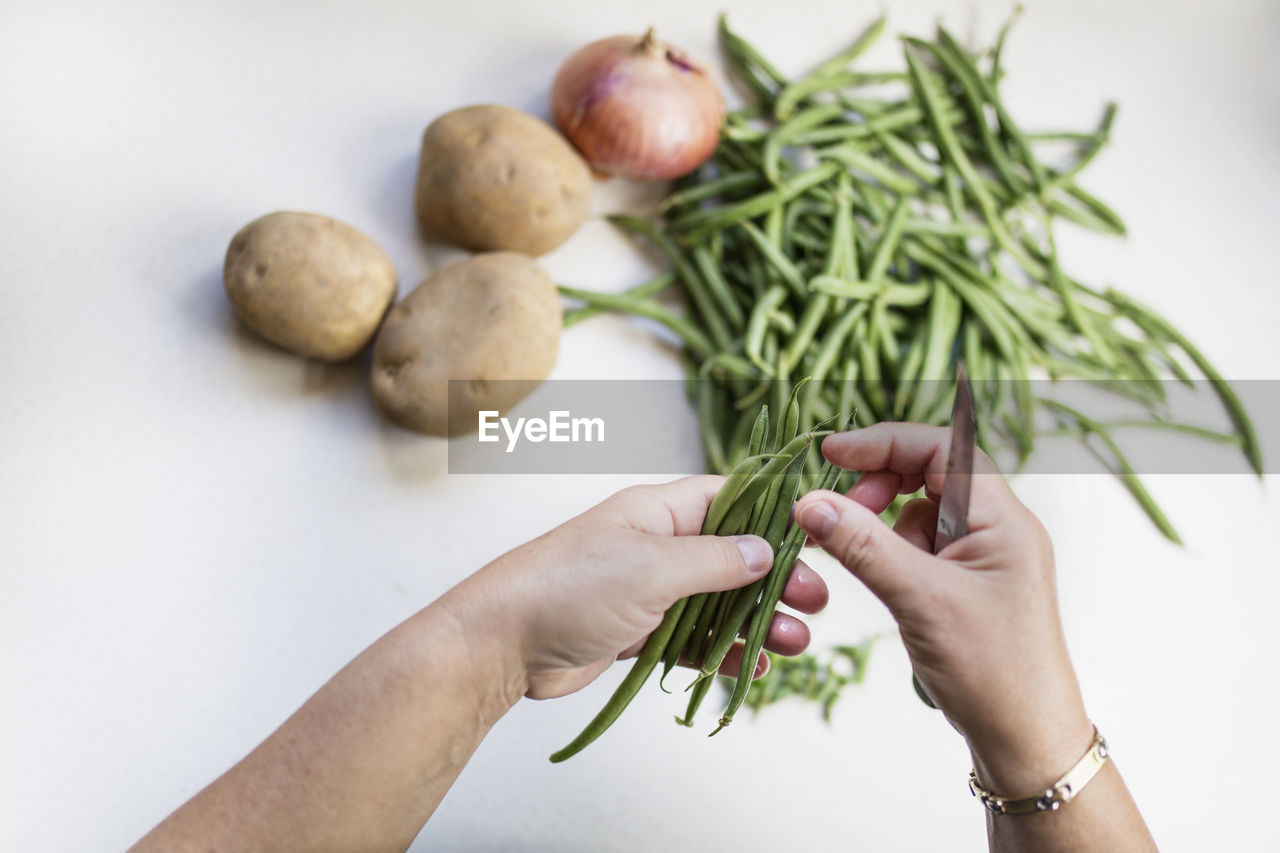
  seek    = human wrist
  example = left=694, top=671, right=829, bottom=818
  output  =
left=430, top=575, right=532, bottom=723
left=967, top=707, right=1095, bottom=798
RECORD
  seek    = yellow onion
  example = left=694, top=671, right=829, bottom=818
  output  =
left=551, top=28, right=725, bottom=181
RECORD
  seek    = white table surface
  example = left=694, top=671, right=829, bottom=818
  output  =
left=2, top=0, right=1277, bottom=849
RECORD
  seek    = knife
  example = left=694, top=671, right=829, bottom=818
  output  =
left=912, top=363, right=977, bottom=709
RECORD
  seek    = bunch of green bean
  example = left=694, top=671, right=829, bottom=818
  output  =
left=550, top=398, right=852, bottom=761
left=561, top=11, right=1262, bottom=548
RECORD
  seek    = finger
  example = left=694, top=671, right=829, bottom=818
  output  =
left=822, top=423, right=1012, bottom=525
left=605, top=475, right=727, bottom=536
left=651, top=533, right=773, bottom=600
left=893, top=498, right=938, bottom=553
left=810, top=472, right=926, bottom=546
left=848, top=472, right=929, bottom=514
left=846, top=471, right=902, bottom=514
left=794, top=489, right=936, bottom=614
left=717, top=643, right=770, bottom=680
left=898, top=472, right=927, bottom=496
left=762, top=611, right=810, bottom=656
left=779, top=559, right=828, bottom=614
left=713, top=612, right=813, bottom=678
left=617, top=638, right=646, bottom=660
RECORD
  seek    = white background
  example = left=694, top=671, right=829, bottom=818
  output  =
left=2, top=0, right=1277, bottom=850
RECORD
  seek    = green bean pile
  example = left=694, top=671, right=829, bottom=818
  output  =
left=551, top=399, right=851, bottom=761
left=558, top=13, right=1261, bottom=731
left=563, top=12, right=1261, bottom=548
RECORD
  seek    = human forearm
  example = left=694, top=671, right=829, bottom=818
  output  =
left=132, top=589, right=527, bottom=852
left=132, top=476, right=819, bottom=850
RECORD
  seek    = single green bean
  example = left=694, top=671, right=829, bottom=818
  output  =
left=1039, top=399, right=1183, bottom=544
left=658, top=171, right=763, bottom=213
left=798, top=14, right=886, bottom=91
left=1105, top=289, right=1263, bottom=476
left=556, top=284, right=714, bottom=358
left=990, top=4, right=1024, bottom=84
left=703, top=451, right=774, bottom=533
left=1045, top=194, right=1124, bottom=237
left=697, top=376, right=729, bottom=474
left=906, top=278, right=962, bottom=421
left=561, top=272, right=676, bottom=327
left=1041, top=419, right=1244, bottom=446
left=867, top=198, right=911, bottom=283
left=1061, top=182, right=1127, bottom=236
left=671, top=162, right=843, bottom=240
left=873, top=128, right=942, bottom=185
left=1046, top=102, right=1118, bottom=188
left=692, top=245, right=747, bottom=330
left=739, top=221, right=808, bottom=299
left=901, top=217, right=986, bottom=239
left=783, top=294, right=831, bottom=374
left=893, top=319, right=931, bottom=418
left=819, top=145, right=921, bottom=195
left=719, top=14, right=789, bottom=90
left=871, top=291, right=900, bottom=367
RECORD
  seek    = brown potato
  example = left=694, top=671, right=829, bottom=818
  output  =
left=414, top=105, right=591, bottom=256
left=371, top=252, right=560, bottom=436
left=223, top=211, right=397, bottom=361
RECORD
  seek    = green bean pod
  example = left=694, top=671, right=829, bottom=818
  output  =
left=561, top=272, right=676, bottom=328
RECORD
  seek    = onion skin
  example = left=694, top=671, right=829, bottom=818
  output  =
left=552, top=29, right=725, bottom=181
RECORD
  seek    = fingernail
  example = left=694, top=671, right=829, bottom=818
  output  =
left=798, top=500, right=838, bottom=541
left=734, top=536, right=773, bottom=573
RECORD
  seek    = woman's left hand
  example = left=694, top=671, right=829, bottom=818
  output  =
left=448, top=475, right=829, bottom=700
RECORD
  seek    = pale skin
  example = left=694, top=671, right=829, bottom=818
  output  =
left=133, top=423, right=1156, bottom=852
left=794, top=423, right=1156, bottom=853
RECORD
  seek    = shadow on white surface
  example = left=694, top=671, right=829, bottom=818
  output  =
left=375, top=422, right=449, bottom=485
left=185, top=264, right=371, bottom=400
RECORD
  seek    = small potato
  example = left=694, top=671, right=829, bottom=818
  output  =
left=371, top=252, right=560, bottom=436
left=415, top=105, right=591, bottom=256
left=224, top=211, right=397, bottom=361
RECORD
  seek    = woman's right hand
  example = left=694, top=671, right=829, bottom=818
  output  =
left=793, top=423, right=1095, bottom=797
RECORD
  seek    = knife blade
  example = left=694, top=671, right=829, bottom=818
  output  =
left=934, top=363, right=977, bottom=554
left=913, top=364, right=977, bottom=710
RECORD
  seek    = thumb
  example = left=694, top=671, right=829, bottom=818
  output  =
left=651, top=533, right=774, bottom=601
left=794, top=490, right=933, bottom=614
